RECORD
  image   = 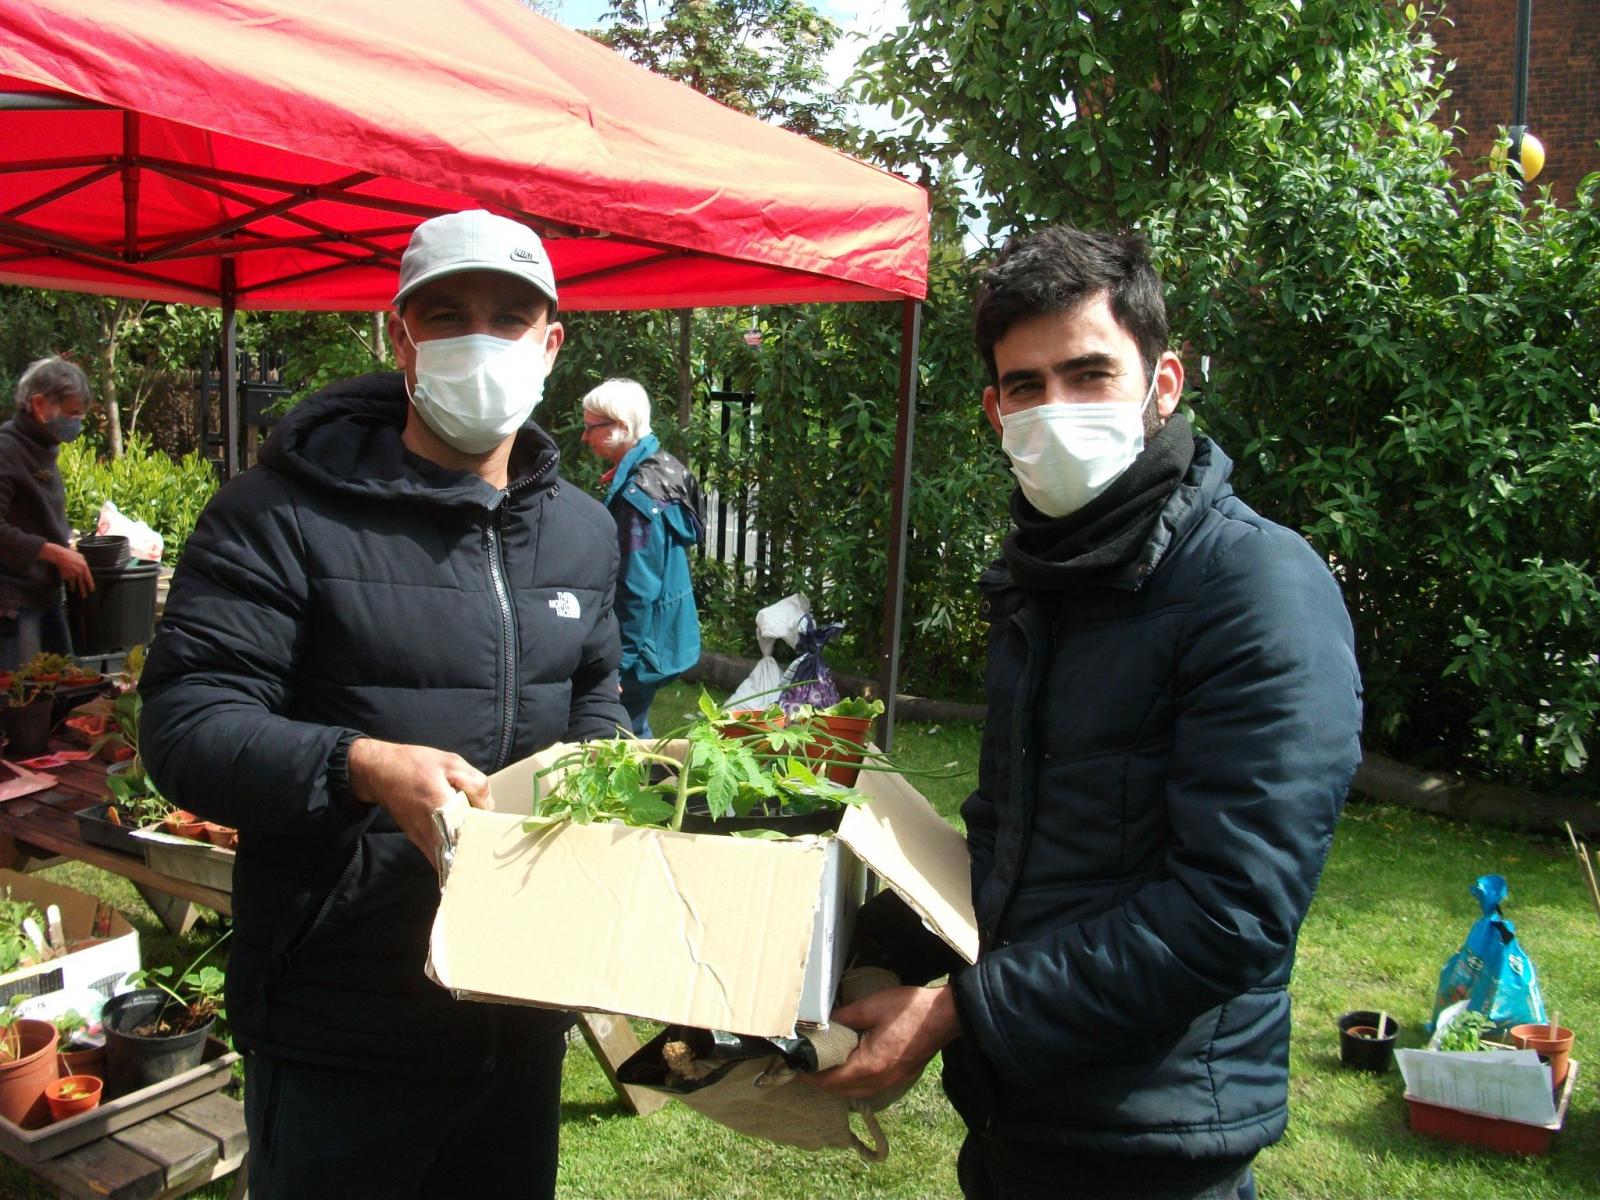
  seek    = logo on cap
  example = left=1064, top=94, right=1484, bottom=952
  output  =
left=511, top=248, right=535, bottom=262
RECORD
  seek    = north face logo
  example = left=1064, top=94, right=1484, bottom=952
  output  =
left=549, top=592, right=580, bottom=619
left=510, top=247, right=535, bottom=262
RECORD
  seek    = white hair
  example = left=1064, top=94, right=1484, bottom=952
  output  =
left=581, top=378, right=653, bottom=443
left=14, top=356, right=90, bottom=413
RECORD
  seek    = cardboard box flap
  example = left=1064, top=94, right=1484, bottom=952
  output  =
left=837, top=770, right=978, bottom=965
left=429, top=808, right=834, bottom=1037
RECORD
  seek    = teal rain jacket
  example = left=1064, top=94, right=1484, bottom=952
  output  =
left=604, top=434, right=703, bottom=685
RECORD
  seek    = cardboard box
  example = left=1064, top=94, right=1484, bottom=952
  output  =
left=428, top=741, right=978, bottom=1038
left=0, top=870, right=139, bottom=1006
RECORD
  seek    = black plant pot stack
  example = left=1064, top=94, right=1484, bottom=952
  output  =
left=67, top=538, right=160, bottom=656
left=75, top=535, right=131, bottom=573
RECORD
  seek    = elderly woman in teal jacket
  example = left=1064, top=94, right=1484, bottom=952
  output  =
left=581, top=379, right=703, bottom=736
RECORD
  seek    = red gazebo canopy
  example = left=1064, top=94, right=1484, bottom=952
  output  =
left=0, top=0, right=928, bottom=311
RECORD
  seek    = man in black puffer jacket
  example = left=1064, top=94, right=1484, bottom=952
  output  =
left=812, top=226, right=1362, bottom=1199
left=140, top=211, right=628, bottom=1200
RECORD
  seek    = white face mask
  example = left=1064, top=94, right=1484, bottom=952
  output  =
left=404, top=328, right=548, bottom=455
left=999, top=367, right=1160, bottom=518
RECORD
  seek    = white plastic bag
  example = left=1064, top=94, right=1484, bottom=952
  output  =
left=95, top=500, right=163, bottom=563
left=725, top=593, right=810, bottom=710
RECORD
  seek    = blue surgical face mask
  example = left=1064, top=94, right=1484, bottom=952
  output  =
left=47, top=414, right=84, bottom=443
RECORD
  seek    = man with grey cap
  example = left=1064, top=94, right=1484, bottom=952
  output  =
left=140, top=210, right=628, bottom=1199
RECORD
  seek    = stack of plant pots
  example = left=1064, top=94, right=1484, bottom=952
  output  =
left=67, top=536, right=160, bottom=657
left=74, top=535, right=131, bottom=574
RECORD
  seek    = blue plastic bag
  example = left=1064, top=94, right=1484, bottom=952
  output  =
left=1429, top=874, right=1547, bottom=1033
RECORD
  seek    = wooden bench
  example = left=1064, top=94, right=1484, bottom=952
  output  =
left=18, top=1091, right=246, bottom=1200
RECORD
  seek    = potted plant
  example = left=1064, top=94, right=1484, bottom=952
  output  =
left=102, top=934, right=227, bottom=1097
left=1510, top=1020, right=1575, bottom=1089
left=53, top=1009, right=104, bottom=1080
left=1337, top=1009, right=1400, bottom=1072
left=529, top=690, right=951, bottom=838
left=43, top=1073, right=102, bottom=1121
left=83, top=687, right=175, bottom=838
left=0, top=1000, right=60, bottom=1127
left=0, top=665, right=54, bottom=759
left=793, top=696, right=884, bottom=786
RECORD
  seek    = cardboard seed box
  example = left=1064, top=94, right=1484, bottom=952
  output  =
left=428, top=741, right=978, bottom=1038
left=0, top=869, right=140, bottom=1006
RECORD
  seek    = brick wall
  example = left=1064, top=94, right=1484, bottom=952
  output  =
left=1430, top=0, right=1600, bottom=202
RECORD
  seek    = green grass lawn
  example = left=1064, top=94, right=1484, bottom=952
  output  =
left=2, top=680, right=1595, bottom=1198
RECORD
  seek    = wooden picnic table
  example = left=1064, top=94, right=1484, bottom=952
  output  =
left=0, top=752, right=229, bottom=935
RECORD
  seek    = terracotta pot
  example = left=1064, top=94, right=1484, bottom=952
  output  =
left=1510, top=1023, right=1574, bottom=1087
left=201, top=822, right=239, bottom=851
left=1338, top=1010, right=1399, bottom=1073
left=803, top=713, right=873, bottom=786
left=719, top=710, right=786, bottom=744
left=0, top=1019, right=61, bottom=1128
left=57, top=1042, right=105, bottom=1081
left=163, top=810, right=208, bottom=841
left=44, top=1074, right=102, bottom=1122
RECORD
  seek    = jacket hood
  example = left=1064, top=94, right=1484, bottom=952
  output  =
left=981, top=434, right=1234, bottom=597
left=259, top=372, right=561, bottom=508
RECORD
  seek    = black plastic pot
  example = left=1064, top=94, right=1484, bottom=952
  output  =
left=0, top=694, right=54, bottom=758
left=678, top=797, right=846, bottom=837
left=1338, top=1010, right=1399, bottom=1073
left=66, top=560, right=159, bottom=656
left=101, top=989, right=215, bottom=1099
left=75, top=535, right=130, bottom=573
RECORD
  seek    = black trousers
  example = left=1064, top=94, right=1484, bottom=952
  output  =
left=244, top=1029, right=567, bottom=1200
left=958, top=1133, right=1259, bottom=1200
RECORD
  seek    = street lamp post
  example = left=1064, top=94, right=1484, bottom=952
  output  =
left=1508, top=0, right=1533, bottom=171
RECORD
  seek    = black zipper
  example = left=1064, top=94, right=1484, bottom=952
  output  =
left=486, top=510, right=517, bottom=773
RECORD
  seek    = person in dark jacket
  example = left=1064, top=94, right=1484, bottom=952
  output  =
left=140, top=211, right=629, bottom=1200
left=580, top=378, right=702, bottom=736
left=0, top=356, right=94, bottom=668
left=810, top=226, right=1363, bottom=1200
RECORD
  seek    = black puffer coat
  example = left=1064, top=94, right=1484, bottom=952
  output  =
left=944, top=437, right=1362, bottom=1157
left=141, top=374, right=627, bottom=1075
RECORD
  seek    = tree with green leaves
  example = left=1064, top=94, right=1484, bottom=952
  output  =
left=860, top=2, right=1600, bottom=790
left=585, top=0, right=856, bottom=428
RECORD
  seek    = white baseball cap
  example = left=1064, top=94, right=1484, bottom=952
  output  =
left=392, top=210, right=558, bottom=313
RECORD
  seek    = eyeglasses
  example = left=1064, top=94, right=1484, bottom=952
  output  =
left=582, top=419, right=617, bottom=433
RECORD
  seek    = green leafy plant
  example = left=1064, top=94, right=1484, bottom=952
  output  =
left=128, top=931, right=230, bottom=1035
left=54, top=1079, right=95, bottom=1100
left=59, top=433, right=219, bottom=566
left=528, top=689, right=952, bottom=834
left=818, top=697, right=884, bottom=721
left=0, top=997, right=32, bottom=1061
left=1435, top=1009, right=1497, bottom=1053
left=0, top=890, right=44, bottom=975
left=87, top=687, right=173, bottom=826
left=51, top=1009, right=91, bottom=1051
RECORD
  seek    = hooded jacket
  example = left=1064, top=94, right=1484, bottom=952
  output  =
left=942, top=436, right=1362, bottom=1157
left=140, top=374, right=628, bottom=1075
left=0, top=409, right=73, bottom=614
left=603, top=433, right=702, bottom=685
